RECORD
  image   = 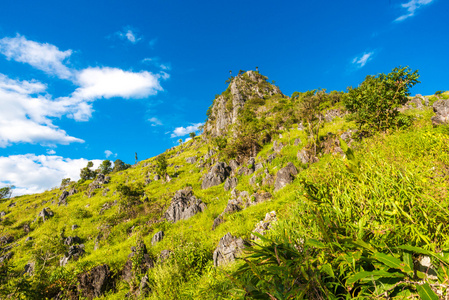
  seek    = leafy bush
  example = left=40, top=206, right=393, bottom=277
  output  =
left=344, top=66, right=420, bottom=133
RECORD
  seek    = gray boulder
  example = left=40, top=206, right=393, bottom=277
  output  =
left=78, top=264, right=113, bottom=299
left=202, top=162, right=231, bottom=189
left=228, top=160, right=239, bottom=174
left=0, top=252, right=13, bottom=263
left=274, top=162, right=298, bottom=192
left=297, top=149, right=318, bottom=164
left=272, top=140, right=285, bottom=153
left=24, top=261, right=35, bottom=276
left=60, top=244, right=85, bottom=266
left=164, top=188, right=206, bottom=222
left=122, top=242, right=154, bottom=282
left=251, top=211, right=277, bottom=240
left=213, top=233, right=247, bottom=267
left=224, top=177, right=238, bottom=191
left=0, top=211, right=5, bottom=217
left=431, top=99, right=449, bottom=125
left=64, top=236, right=81, bottom=246
left=246, top=192, right=272, bottom=207
left=151, top=231, right=164, bottom=245
left=212, top=215, right=224, bottom=231
left=58, top=190, right=69, bottom=206
left=37, top=207, right=54, bottom=222
left=223, top=199, right=242, bottom=214
left=186, top=156, right=197, bottom=164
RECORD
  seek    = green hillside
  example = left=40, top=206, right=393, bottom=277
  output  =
left=1, top=68, right=449, bottom=299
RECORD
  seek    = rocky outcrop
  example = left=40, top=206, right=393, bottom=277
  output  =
left=186, top=156, right=197, bottom=164
left=325, top=109, right=345, bottom=122
left=60, top=244, right=85, bottom=266
left=164, top=188, right=206, bottom=222
left=64, top=236, right=81, bottom=246
left=58, top=191, right=69, bottom=206
left=431, top=99, right=449, bottom=125
left=204, top=71, right=283, bottom=137
left=297, top=149, right=318, bottom=164
left=87, top=174, right=110, bottom=198
left=37, top=207, right=54, bottom=222
left=122, top=242, right=154, bottom=282
left=151, top=231, right=164, bottom=245
left=274, top=162, right=298, bottom=192
left=251, top=211, right=277, bottom=240
left=202, top=162, right=231, bottom=189
left=78, top=264, right=114, bottom=299
left=213, top=233, right=247, bottom=267
left=24, top=261, right=35, bottom=276
left=224, top=177, right=238, bottom=191
left=211, top=215, right=224, bottom=231
left=272, top=140, right=285, bottom=153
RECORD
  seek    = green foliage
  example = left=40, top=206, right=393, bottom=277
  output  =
left=99, top=160, right=112, bottom=174
left=79, top=161, right=96, bottom=181
left=156, top=154, right=168, bottom=177
left=113, top=159, right=131, bottom=172
left=344, top=66, right=420, bottom=133
left=0, top=185, right=14, bottom=200
left=189, top=132, right=196, bottom=139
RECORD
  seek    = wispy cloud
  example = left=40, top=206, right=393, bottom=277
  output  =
left=46, top=149, right=56, bottom=155
left=395, top=0, right=434, bottom=22
left=0, top=154, right=102, bottom=195
left=352, top=51, right=375, bottom=68
left=171, top=123, right=203, bottom=138
left=148, top=117, right=163, bottom=126
left=104, top=150, right=117, bottom=158
left=142, top=57, right=171, bottom=71
left=0, top=34, right=73, bottom=79
left=116, top=27, right=142, bottom=44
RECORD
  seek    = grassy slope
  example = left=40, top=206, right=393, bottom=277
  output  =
left=1, top=92, right=449, bottom=299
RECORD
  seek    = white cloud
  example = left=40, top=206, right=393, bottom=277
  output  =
left=116, top=27, right=142, bottom=44
left=142, top=57, right=171, bottom=71
left=0, top=74, right=84, bottom=147
left=171, top=123, right=203, bottom=138
left=104, top=150, right=117, bottom=158
left=148, top=117, right=162, bottom=126
left=0, top=34, right=73, bottom=79
left=0, top=154, right=102, bottom=195
left=46, top=149, right=56, bottom=155
left=352, top=51, right=374, bottom=68
left=395, top=0, right=434, bottom=22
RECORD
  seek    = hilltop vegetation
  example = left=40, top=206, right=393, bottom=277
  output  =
left=1, top=68, right=449, bottom=299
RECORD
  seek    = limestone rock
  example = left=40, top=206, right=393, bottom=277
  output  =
left=229, top=159, right=239, bottom=174
left=273, top=140, right=285, bottom=153
left=251, top=211, right=277, bottom=240
left=78, top=264, right=113, bottom=299
left=223, top=199, right=242, bottom=214
left=24, top=261, right=35, bottom=276
left=87, top=174, right=110, bottom=198
left=224, top=177, right=238, bottom=191
left=212, top=215, right=224, bottom=231
left=431, top=99, right=449, bottom=125
left=58, top=190, right=69, bottom=206
left=186, top=156, right=197, bottom=164
left=274, top=162, right=298, bottom=192
left=246, top=192, right=272, bottom=207
left=164, top=188, right=206, bottom=222
left=294, top=138, right=302, bottom=146
left=151, top=231, right=164, bottom=245
left=122, top=242, right=154, bottom=282
left=37, top=207, right=54, bottom=222
left=64, top=236, right=81, bottom=246
left=60, top=244, right=85, bottom=266
left=297, top=149, right=318, bottom=164
left=202, top=162, right=231, bottom=189
left=213, top=233, right=247, bottom=267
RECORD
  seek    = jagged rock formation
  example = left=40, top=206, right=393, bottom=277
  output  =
left=78, top=264, right=114, bottom=299
left=60, top=244, right=85, bottom=266
left=164, top=187, right=206, bottom=222
left=251, top=211, right=277, bottom=240
left=151, top=231, right=164, bottom=245
left=431, top=99, right=449, bottom=125
left=213, top=233, right=247, bottom=267
left=204, top=71, right=283, bottom=137
left=274, top=162, right=298, bottom=191
left=122, top=242, right=154, bottom=282
left=202, top=162, right=231, bottom=189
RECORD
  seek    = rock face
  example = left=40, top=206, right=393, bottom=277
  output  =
left=251, top=211, right=277, bottom=240
left=58, top=191, right=69, bottom=206
left=64, top=236, right=81, bottom=246
left=78, top=264, right=113, bottom=299
left=60, top=245, right=85, bottom=266
left=87, top=174, right=110, bottom=198
left=274, top=162, right=298, bottom=192
left=325, top=109, right=345, bottom=122
left=213, top=233, right=246, bottom=267
left=151, top=231, right=164, bottom=245
left=202, top=162, right=231, bottom=189
left=224, top=177, right=238, bottom=191
left=122, top=242, right=154, bottom=282
left=186, top=156, right=197, bottom=164
left=272, top=140, right=285, bottom=153
left=164, top=188, right=207, bottom=222
left=37, top=207, right=54, bottom=222
left=297, top=149, right=318, bottom=164
left=431, top=99, right=449, bottom=125
left=204, top=71, right=283, bottom=137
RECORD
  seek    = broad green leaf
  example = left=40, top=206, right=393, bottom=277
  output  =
left=416, top=283, right=438, bottom=300
left=346, top=270, right=404, bottom=285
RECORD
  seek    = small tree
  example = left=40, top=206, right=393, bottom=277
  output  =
left=60, top=178, right=71, bottom=189
left=178, top=139, right=183, bottom=145
left=156, top=154, right=168, bottom=177
left=99, top=160, right=112, bottom=174
left=0, top=186, right=14, bottom=200
left=112, top=159, right=131, bottom=172
left=79, top=161, right=95, bottom=181
left=135, top=152, right=138, bottom=165
left=189, top=132, right=196, bottom=139
left=344, top=66, right=420, bottom=132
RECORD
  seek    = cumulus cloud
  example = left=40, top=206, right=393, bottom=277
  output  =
left=171, top=123, right=203, bottom=138
left=47, top=149, right=56, bottom=155
left=0, top=74, right=84, bottom=147
left=148, top=117, right=162, bottom=126
left=116, top=27, right=142, bottom=44
left=395, top=0, right=434, bottom=22
left=352, top=51, right=374, bottom=68
left=0, top=154, right=102, bottom=195
left=0, top=34, right=73, bottom=79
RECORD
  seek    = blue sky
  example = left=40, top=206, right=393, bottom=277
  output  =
left=0, top=0, right=447, bottom=194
